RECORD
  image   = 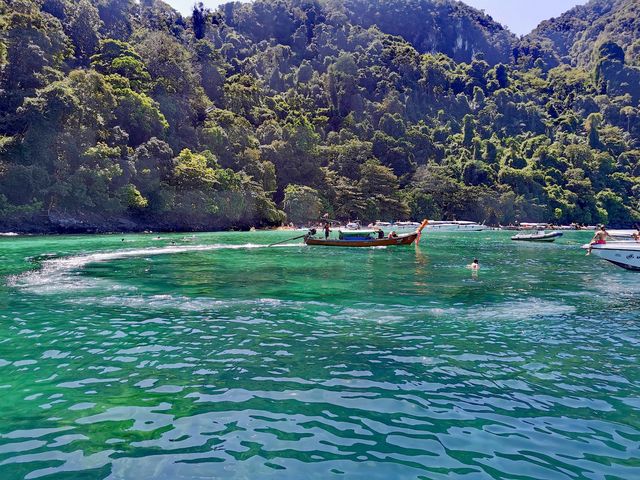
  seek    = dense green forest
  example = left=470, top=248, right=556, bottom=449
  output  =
left=0, top=0, right=639, bottom=232
left=524, top=0, right=640, bottom=68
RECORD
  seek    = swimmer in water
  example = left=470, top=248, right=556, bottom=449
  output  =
left=467, top=258, right=479, bottom=270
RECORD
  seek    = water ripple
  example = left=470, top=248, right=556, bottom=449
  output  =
left=1, top=232, right=639, bottom=478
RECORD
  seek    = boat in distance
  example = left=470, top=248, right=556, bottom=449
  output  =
left=607, top=229, right=640, bottom=241
left=424, top=220, right=489, bottom=232
left=583, top=242, right=640, bottom=271
left=305, top=220, right=428, bottom=247
left=511, top=231, right=563, bottom=242
left=385, top=220, right=488, bottom=233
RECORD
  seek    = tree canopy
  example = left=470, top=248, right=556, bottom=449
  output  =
left=0, top=0, right=639, bottom=231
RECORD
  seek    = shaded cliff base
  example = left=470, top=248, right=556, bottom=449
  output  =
left=0, top=212, right=262, bottom=234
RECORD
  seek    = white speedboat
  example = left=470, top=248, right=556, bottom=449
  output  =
left=424, top=221, right=489, bottom=232
left=386, top=221, right=421, bottom=233
left=373, top=221, right=393, bottom=228
left=519, top=222, right=550, bottom=230
left=607, top=229, right=639, bottom=241
left=584, top=242, right=640, bottom=270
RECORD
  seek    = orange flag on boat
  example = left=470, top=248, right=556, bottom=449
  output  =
left=416, top=219, right=428, bottom=242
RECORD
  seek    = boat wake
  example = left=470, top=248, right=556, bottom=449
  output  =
left=8, top=243, right=297, bottom=294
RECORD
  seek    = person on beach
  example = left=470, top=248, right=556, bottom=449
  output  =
left=586, top=225, right=613, bottom=255
left=633, top=227, right=640, bottom=242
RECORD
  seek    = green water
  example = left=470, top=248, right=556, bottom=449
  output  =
left=0, top=231, right=639, bottom=479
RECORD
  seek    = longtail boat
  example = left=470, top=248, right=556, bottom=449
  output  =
left=304, top=220, right=428, bottom=247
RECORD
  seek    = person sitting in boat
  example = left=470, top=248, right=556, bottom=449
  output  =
left=586, top=225, right=613, bottom=255
left=377, top=229, right=384, bottom=239
left=323, top=222, right=330, bottom=240
left=388, top=231, right=398, bottom=238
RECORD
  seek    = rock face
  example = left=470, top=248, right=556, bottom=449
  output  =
left=223, top=0, right=517, bottom=65
left=338, top=0, right=517, bottom=64
left=0, top=212, right=252, bottom=235
left=524, top=0, right=640, bottom=67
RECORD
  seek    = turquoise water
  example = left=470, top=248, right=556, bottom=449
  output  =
left=0, top=231, right=639, bottom=479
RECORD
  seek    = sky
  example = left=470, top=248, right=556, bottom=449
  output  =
left=462, top=0, right=588, bottom=36
left=165, top=0, right=588, bottom=36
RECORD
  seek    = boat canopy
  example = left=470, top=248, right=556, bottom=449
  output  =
left=520, top=222, right=549, bottom=228
left=428, top=220, right=477, bottom=225
left=338, top=229, right=378, bottom=236
left=394, top=222, right=421, bottom=227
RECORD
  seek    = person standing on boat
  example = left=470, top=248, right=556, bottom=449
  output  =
left=323, top=222, right=331, bottom=240
left=586, top=226, right=613, bottom=255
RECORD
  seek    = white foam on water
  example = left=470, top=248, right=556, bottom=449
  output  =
left=334, top=299, right=575, bottom=324
left=8, top=243, right=294, bottom=295
left=68, top=293, right=291, bottom=314
left=464, top=298, right=576, bottom=321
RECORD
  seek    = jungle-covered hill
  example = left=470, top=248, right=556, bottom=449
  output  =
left=523, top=0, right=640, bottom=68
left=0, top=0, right=639, bottom=232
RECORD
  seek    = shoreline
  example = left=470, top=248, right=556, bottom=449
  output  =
left=0, top=214, right=629, bottom=236
left=0, top=226, right=261, bottom=236
left=0, top=225, right=605, bottom=237
left=0, top=213, right=272, bottom=236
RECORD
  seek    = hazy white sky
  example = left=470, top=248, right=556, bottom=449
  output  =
left=463, top=0, right=587, bottom=36
left=165, top=0, right=588, bottom=36
left=167, top=0, right=229, bottom=15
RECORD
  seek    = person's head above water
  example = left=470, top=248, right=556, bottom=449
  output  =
left=473, top=258, right=479, bottom=264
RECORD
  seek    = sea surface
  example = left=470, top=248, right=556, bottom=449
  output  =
left=0, top=230, right=638, bottom=479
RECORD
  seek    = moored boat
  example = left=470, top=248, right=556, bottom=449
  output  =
left=344, top=221, right=361, bottom=230
left=305, top=220, right=428, bottom=247
left=607, top=229, right=639, bottom=241
left=372, top=221, right=393, bottom=229
left=392, top=221, right=422, bottom=231
left=424, top=220, right=488, bottom=232
left=583, top=242, right=640, bottom=270
left=511, top=231, right=563, bottom=242
left=518, top=222, right=550, bottom=230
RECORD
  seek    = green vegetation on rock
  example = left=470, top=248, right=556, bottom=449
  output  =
left=0, top=0, right=639, bottom=231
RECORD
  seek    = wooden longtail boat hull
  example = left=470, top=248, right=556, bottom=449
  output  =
left=304, top=220, right=428, bottom=247
left=305, top=232, right=419, bottom=247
